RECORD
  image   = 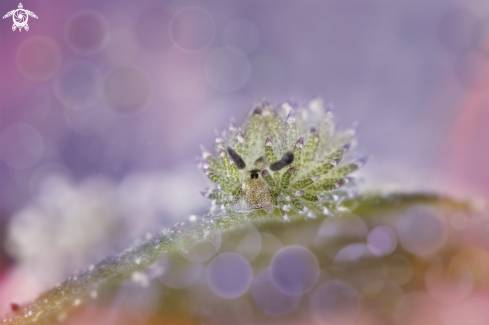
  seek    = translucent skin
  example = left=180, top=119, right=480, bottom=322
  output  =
left=233, top=176, right=275, bottom=213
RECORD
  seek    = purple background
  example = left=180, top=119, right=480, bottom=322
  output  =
left=1, top=0, right=488, bottom=220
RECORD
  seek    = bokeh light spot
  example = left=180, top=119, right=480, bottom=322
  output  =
left=64, top=10, right=110, bottom=55
left=134, top=7, right=171, bottom=51
left=16, top=36, right=62, bottom=82
left=105, top=67, right=152, bottom=115
left=207, top=252, right=252, bottom=299
left=367, top=226, right=398, bottom=256
left=270, top=245, right=319, bottom=294
left=334, top=243, right=371, bottom=263
left=397, top=206, right=447, bottom=256
left=170, top=8, right=215, bottom=52
left=54, top=61, right=103, bottom=110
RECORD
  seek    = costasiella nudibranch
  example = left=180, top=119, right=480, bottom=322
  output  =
left=199, top=98, right=367, bottom=220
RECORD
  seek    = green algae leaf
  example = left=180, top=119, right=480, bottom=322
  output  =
left=1, top=191, right=476, bottom=325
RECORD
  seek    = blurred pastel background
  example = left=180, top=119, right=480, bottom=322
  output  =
left=1, top=0, right=489, bottom=324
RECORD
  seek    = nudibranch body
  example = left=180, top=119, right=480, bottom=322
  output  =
left=199, top=98, right=366, bottom=218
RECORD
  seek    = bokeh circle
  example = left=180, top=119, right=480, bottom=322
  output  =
left=270, top=245, right=319, bottom=294
left=16, top=36, right=63, bottom=82
left=64, top=10, right=110, bottom=55
left=54, top=61, right=103, bottom=110
left=367, top=226, right=398, bottom=256
left=170, top=7, right=215, bottom=52
left=397, top=206, right=447, bottom=256
left=207, top=252, right=252, bottom=299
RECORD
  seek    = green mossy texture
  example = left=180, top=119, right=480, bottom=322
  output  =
left=1, top=191, right=475, bottom=325
left=201, top=99, right=364, bottom=216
